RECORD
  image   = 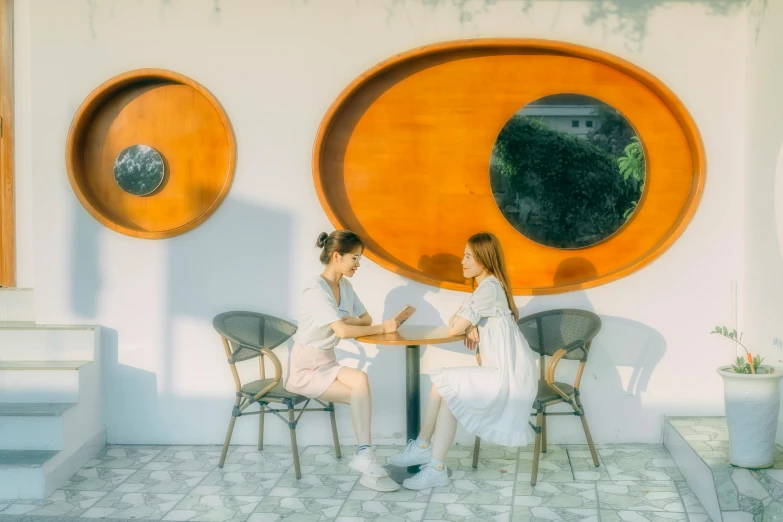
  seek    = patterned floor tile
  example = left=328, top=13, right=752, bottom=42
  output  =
left=518, top=448, right=573, bottom=484
left=0, top=490, right=106, bottom=517
left=514, top=482, right=597, bottom=509
left=599, top=509, right=688, bottom=522
left=597, top=482, right=684, bottom=512
left=425, top=502, right=512, bottom=521
left=295, top=445, right=352, bottom=476
left=596, top=446, right=683, bottom=482
left=338, top=499, right=427, bottom=521
left=565, top=446, right=608, bottom=482
left=268, top=473, right=358, bottom=499
left=429, top=478, right=514, bottom=505
left=250, top=496, right=345, bottom=521
left=114, top=469, right=210, bottom=494
left=59, top=468, right=136, bottom=492
left=80, top=491, right=185, bottom=519
left=85, top=445, right=165, bottom=469
left=164, top=494, right=265, bottom=521
left=191, top=470, right=283, bottom=496
left=673, top=482, right=707, bottom=516
left=510, top=505, right=598, bottom=522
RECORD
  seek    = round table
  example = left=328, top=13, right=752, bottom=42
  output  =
left=357, top=325, right=466, bottom=481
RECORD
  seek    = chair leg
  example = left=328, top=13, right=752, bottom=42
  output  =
left=329, top=402, right=342, bottom=459
left=288, top=405, right=302, bottom=479
left=472, top=437, right=481, bottom=469
left=219, top=399, right=241, bottom=468
left=531, top=410, right=543, bottom=486
left=576, top=395, right=599, bottom=467
left=258, top=404, right=265, bottom=451
left=542, top=406, right=547, bottom=454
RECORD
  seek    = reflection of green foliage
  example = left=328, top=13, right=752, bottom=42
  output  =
left=619, top=137, right=646, bottom=219
left=619, top=137, right=645, bottom=183
left=492, top=117, right=642, bottom=248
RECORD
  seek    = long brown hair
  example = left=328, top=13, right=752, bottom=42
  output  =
left=316, top=230, right=364, bottom=265
left=467, top=232, right=518, bottom=320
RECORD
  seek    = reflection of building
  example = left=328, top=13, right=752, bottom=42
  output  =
left=518, top=103, right=601, bottom=137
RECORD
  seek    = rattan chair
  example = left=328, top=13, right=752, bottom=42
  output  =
left=471, top=309, right=602, bottom=485
left=213, top=311, right=341, bottom=479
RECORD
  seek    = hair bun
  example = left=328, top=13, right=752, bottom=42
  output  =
left=315, top=232, right=329, bottom=249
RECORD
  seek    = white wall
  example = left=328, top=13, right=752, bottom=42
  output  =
left=743, top=0, right=783, bottom=441
left=14, top=0, right=748, bottom=446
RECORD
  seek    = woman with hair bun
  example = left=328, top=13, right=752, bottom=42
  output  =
left=285, top=230, right=400, bottom=492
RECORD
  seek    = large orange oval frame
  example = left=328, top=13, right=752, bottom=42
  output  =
left=313, top=39, right=705, bottom=295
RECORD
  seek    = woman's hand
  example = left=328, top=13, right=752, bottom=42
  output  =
left=382, top=318, right=399, bottom=334
left=464, top=325, right=479, bottom=351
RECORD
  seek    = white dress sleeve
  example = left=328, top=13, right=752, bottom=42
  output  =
left=303, top=287, right=342, bottom=328
left=457, top=281, right=498, bottom=326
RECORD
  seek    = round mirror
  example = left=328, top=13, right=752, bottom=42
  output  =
left=113, top=144, right=165, bottom=196
left=490, top=94, right=645, bottom=249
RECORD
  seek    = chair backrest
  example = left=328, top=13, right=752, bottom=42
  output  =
left=517, top=309, right=601, bottom=362
left=213, top=311, right=297, bottom=363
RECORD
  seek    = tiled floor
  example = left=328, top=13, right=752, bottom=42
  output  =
left=0, top=443, right=710, bottom=522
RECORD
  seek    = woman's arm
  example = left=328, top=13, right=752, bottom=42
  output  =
left=448, top=316, right=472, bottom=336
left=331, top=317, right=396, bottom=339
left=342, top=312, right=372, bottom=326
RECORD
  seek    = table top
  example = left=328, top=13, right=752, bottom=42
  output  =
left=357, top=325, right=466, bottom=346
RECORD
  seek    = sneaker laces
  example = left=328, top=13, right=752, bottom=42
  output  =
left=399, top=439, right=417, bottom=457
left=360, top=449, right=379, bottom=465
left=412, top=464, right=439, bottom=482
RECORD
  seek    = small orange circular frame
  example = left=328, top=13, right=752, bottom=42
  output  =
left=313, top=39, right=705, bottom=295
left=66, top=69, right=236, bottom=239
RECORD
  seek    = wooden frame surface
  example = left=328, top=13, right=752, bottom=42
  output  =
left=66, top=69, right=236, bottom=239
left=313, top=39, right=706, bottom=295
left=0, top=0, right=13, bottom=287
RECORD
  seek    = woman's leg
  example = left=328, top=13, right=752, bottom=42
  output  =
left=328, top=367, right=372, bottom=446
left=430, top=398, right=457, bottom=462
left=418, top=384, right=443, bottom=442
left=317, top=380, right=352, bottom=405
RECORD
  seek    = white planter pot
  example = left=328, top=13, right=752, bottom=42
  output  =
left=717, top=366, right=783, bottom=468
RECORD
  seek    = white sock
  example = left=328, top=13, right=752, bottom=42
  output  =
left=430, top=458, right=446, bottom=472
left=416, top=438, right=431, bottom=449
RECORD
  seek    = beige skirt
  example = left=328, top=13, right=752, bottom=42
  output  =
left=284, top=343, right=342, bottom=399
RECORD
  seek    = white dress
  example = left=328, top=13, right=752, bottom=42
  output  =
left=430, top=276, right=538, bottom=447
left=284, top=276, right=366, bottom=399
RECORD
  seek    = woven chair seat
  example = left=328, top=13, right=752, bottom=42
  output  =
left=534, top=380, right=575, bottom=408
left=241, top=379, right=308, bottom=405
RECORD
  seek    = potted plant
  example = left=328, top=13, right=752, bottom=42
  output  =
left=712, top=326, right=783, bottom=468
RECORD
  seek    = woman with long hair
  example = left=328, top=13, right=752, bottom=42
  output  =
left=388, top=232, right=538, bottom=490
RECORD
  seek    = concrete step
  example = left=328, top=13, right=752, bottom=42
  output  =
left=0, top=404, right=75, bottom=451
left=0, top=362, right=90, bottom=403
left=0, top=289, right=34, bottom=323
left=0, top=450, right=59, bottom=499
left=0, top=325, right=97, bottom=362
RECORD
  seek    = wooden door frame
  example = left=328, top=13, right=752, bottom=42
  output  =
left=0, top=0, right=13, bottom=287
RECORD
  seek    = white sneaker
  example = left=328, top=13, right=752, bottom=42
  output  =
left=402, top=463, right=449, bottom=490
left=388, top=439, right=432, bottom=467
left=348, top=449, right=388, bottom=478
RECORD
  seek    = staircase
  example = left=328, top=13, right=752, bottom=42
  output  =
left=0, top=288, right=104, bottom=499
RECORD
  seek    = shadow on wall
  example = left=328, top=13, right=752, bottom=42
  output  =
left=517, top=256, right=668, bottom=444
left=75, top=198, right=299, bottom=444
left=159, top=200, right=294, bottom=442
